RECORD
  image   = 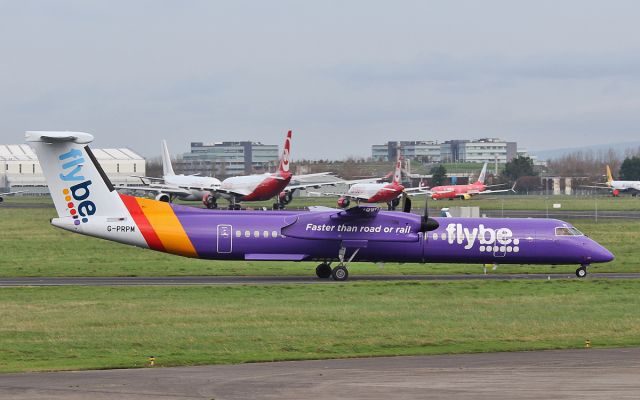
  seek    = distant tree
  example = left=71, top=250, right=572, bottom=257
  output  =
left=620, top=156, right=640, bottom=180
left=503, top=156, right=536, bottom=181
left=430, top=164, right=447, bottom=186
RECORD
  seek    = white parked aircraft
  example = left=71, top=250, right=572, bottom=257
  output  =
left=0, top=191, right=23, bottom=204
left=122, top=131, right=337, bottom=209
left=319, top=154, right=427, bottom=210
left=584, top=165, right=640, bottom=197
left=119, top=139, right=223, bottom=206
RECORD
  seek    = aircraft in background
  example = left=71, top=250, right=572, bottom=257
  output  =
left=583, top=165, right=640, bottom=197
left=28, top=131, right=614, bottom=280
left=120, top=139, right=223, bottom=206
left=0, top=191, right=23, bottom=204
left=319, top=154, right=426, bottom=210
left=211, top=130, right=338, bottom=210
left=427, top=163, right=514, bottom=200
left=121, top=132, right=336, bottom=209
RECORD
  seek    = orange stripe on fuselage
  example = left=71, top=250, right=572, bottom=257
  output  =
left=129, top=196, right=198, bottom=258
left=120, top=194, right=165, bottom=251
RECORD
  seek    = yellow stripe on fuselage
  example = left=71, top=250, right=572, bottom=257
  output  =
left=134, top=197, right=198, bottom=258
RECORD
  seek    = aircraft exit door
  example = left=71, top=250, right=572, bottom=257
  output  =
left=217, top=224, right=233, bottom=253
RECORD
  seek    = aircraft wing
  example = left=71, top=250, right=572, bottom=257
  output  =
left=284, top=181, right=339, bottom=193
left=1, top=191, right=24, bottom=196
left=292, top=172, right=334, bottom=181
left=211, top=187, right=253, bottom=197
left=580, top=184, right=611, bottom=189
left=115, top=184, right=192, bottom=197
left=310, top=192, right=372, bottom=201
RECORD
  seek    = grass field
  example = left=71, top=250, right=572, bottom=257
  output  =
left=1, top=207, right=638, bottom=277
left=1, top=280, right=639, bottom=372
left=3, top=193, right=640, bottom=211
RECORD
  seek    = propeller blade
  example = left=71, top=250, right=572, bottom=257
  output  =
left=420, top=193, right=439, bottom=232
left=402, top=192, right=412, bottom=213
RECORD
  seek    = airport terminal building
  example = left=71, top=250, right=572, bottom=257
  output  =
left=0, top=144, right=145, bottom=194
left=175, top=141, right=280, bottom=178
left=372, top=138, right=522, bottom=163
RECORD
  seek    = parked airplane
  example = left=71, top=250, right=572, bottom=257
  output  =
left=427, top=163, right=514, bottom=200
left=27, top=131, right=613, bottom=280
left=584, top=165, right=640, bottom=197
left=121, top=139, right=223, bottom=206
left=322, top=154, right=426, bottom=210
left=123, top=132, right=336, bottom=209
left=212, top=130, right=338, bottom=210
left=0, top=191, right=22, bottom=203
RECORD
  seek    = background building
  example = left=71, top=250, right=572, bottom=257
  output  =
left=373, top=138, right=521, bottom=163
left=371, top=141, right=441, bottom=162
left=1, top=144, right=145, bottom=194
left=175, top=141, right=279, bottom=177
left=441, top=138, right=518, bottom=163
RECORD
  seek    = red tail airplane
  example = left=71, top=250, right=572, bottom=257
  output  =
left=428, top=163, right=514, bottom=200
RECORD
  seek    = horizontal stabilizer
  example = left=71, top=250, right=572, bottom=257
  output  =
left=25, top=131, right=94, bottom=144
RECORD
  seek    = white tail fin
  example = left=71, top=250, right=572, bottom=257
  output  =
left=278, top=130, right=292, bottom=174
left=393, top=153, right=402, bottom=184
left=477, top=162, right=488, bottom=184
left=161, top=139, right=175, bottom=177
left=26, top=131, right=127, bottom=223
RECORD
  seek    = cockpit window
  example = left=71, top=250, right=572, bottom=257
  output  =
left=569, top=227, right=584, bottom=236
left=555, top=226, right=584, bottom=236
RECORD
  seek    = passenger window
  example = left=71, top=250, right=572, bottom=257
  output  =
left=271, top=231, right=278, bottom=238
left=263, top=231, right=269, bottom=238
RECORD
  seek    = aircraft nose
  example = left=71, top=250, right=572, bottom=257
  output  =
left=588, top=242, right=615, bottom=263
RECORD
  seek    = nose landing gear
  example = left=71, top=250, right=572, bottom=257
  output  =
left=576, top=264, right=588, bottom=278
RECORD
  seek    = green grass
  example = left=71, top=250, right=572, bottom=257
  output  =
left=1, top=280, right=639, bottom=372
left=1, top=207, right=638, bottom=277
left=4, top=193, right=640, bottom=211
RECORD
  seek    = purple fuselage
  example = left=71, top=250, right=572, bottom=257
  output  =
left=169, top=204, right=614, bottom=266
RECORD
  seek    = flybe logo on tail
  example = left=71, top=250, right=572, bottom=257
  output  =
left=59, top=148, right=96, bottom=225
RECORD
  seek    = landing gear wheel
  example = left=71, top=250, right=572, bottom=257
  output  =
left=315, top=263, right=332, bottom=279
left=206, top=199, right=217, bottom=209
left=576, top=266, right=587, bottom=278
left=331, top=266, right=349, bottom=281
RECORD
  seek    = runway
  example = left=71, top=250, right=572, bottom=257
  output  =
left=1, top=348, right=638, bottom=399
left=1, top=272, right=639, bottom=287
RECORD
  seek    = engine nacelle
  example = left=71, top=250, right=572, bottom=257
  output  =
left=155, top=193, right=170, bottom=202
left=0, top=197, right=4, bottom=203
left=612, top=189, right=620, bottom=197
left=461, top=193, right=472, bottom=200
left=278, top=191, right=293, bottom=205
left=337, top=197, right=351, bottom=208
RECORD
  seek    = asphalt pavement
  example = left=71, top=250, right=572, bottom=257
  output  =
left=1, top=348, right=639, bottom=399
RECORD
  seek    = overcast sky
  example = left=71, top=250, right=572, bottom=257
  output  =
left=1, top=1, right=639, bottom=159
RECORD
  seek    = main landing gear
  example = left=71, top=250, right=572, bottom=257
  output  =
left=315, top=262, right=332, bottom=279
left=315, top=262, right=348, bottom=281
left=316, top=245, right=361, bottom=281
left=576, top=264, right=588, bottom=278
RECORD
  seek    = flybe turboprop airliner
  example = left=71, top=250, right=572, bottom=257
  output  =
left=27, top=131, right=614, bottom=281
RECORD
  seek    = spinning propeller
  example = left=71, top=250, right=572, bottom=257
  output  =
left=401, top=192, right=439, bottom=232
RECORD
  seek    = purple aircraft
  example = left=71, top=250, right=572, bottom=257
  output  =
left=28, top=131, right=614, bottom=281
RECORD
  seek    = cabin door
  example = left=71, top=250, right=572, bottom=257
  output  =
left=217, top=224, right=233, bottom=253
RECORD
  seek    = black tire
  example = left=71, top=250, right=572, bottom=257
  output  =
left=331, top=266, right=349, bottom=281
left=576, top=266, right=587, bottom=278
left=315, top=263, right=332, bottom=279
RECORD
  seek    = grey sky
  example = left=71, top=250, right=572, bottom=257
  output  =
left=1, top=0, right=639, bottom=159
